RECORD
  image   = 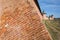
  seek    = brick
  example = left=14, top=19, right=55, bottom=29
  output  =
left=0, top=0, right=51, bottom=40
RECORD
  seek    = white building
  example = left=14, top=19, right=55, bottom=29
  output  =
left=42, top=12, right=49, bottom=20
left=49, top=15, right=54, bottom=20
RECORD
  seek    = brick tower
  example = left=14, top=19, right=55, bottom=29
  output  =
left=0, top=0, right=52, bottom=40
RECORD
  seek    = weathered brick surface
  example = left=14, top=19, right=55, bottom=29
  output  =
left=0, top=0, right=51, bottom=40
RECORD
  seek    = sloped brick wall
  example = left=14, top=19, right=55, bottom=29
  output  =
left=0, top=0, right=51, bottom=40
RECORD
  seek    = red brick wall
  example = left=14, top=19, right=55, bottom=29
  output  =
left=0, top=0, right=51, bottom=40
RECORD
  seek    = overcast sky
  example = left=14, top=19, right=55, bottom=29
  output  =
left=38, top=0, right=60, bottom=18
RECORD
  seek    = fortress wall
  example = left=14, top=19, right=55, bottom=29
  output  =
left=0, top=0, right=52, bottom=40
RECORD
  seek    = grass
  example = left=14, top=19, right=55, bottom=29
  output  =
left=43, top=19, right=60, bottom=40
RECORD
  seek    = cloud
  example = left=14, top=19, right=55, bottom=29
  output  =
left=42, top=4, right=60, bottom=8
left=38, top=0, right=60, bottom=5
left=38, top=0, right=60, bottom=8
left=38, top=0, right=60, bottom=18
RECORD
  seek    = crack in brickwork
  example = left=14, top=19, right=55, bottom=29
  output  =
left=0, top=0, right=51, bottom=40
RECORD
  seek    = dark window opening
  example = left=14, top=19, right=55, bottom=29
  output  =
left=34, top=0, right=41, bottom=13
